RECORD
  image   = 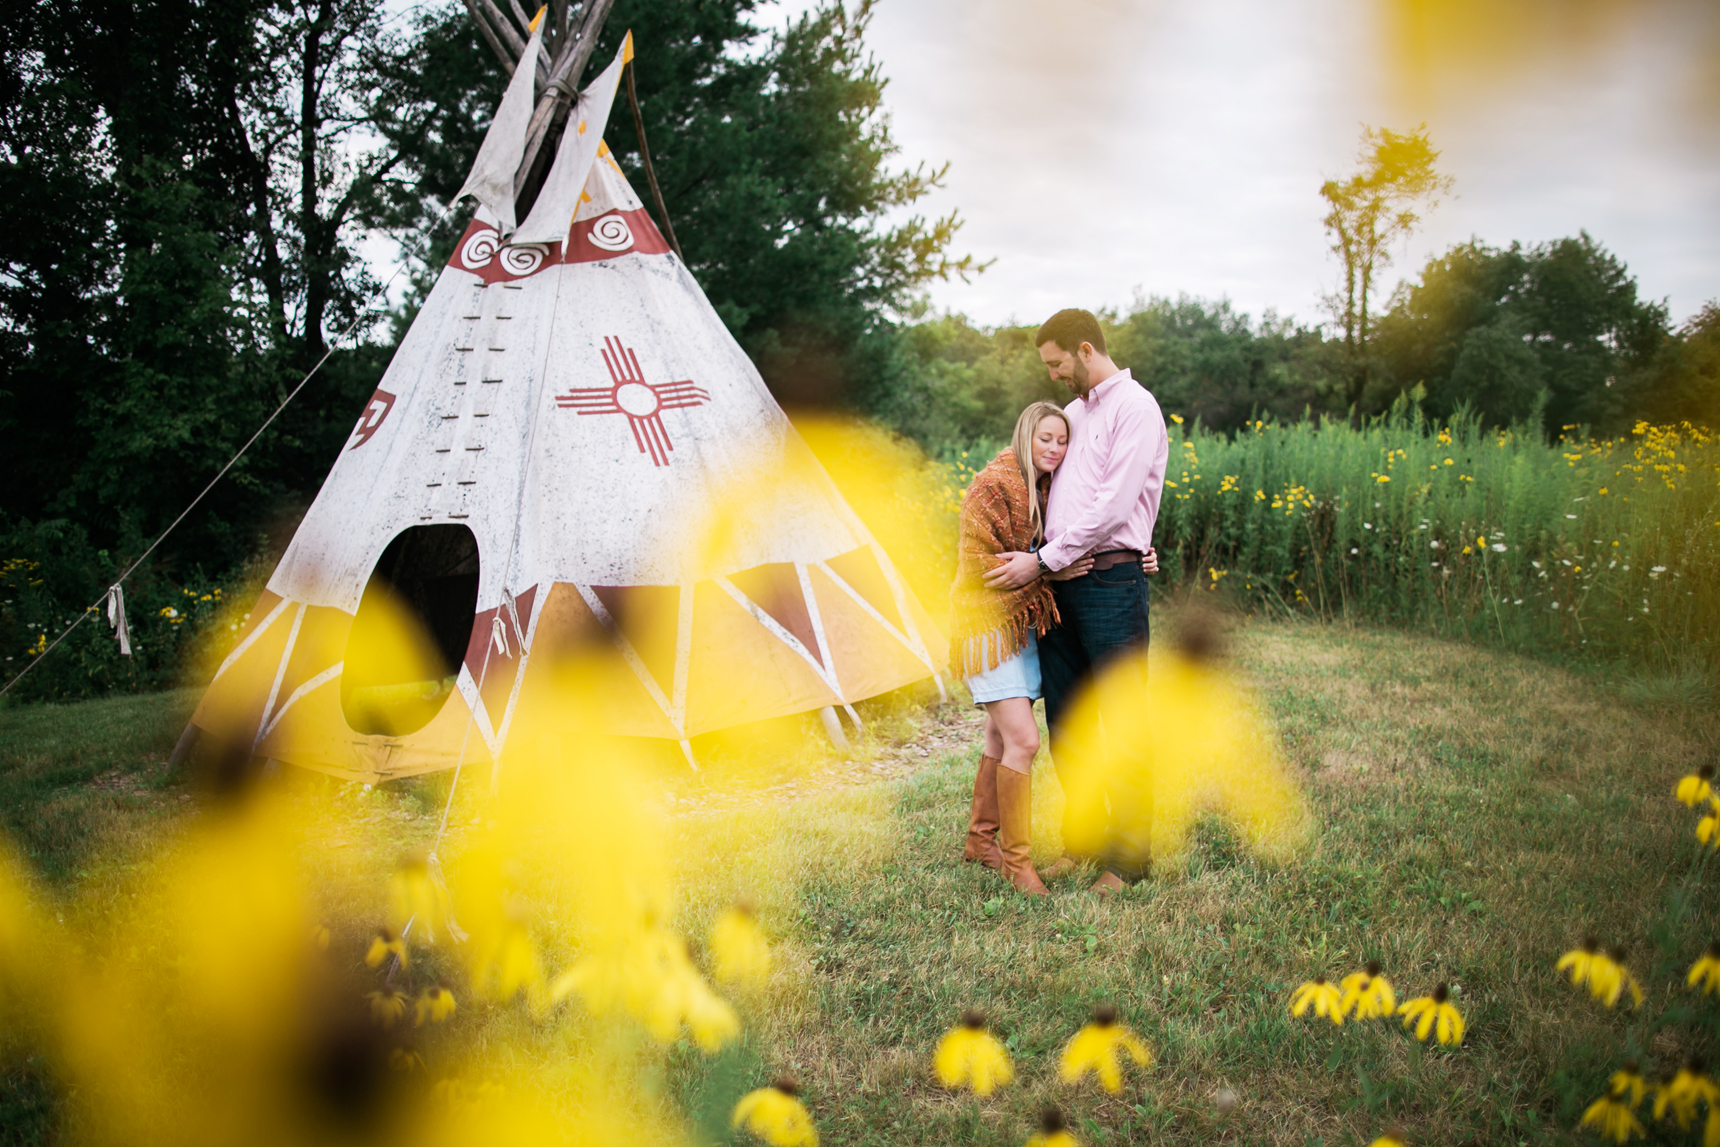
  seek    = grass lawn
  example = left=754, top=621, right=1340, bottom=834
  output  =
left=1, top=617, right=1716, bottom=1146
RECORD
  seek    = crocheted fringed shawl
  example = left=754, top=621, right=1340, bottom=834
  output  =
left=948, top=449, right=1059, bottom=680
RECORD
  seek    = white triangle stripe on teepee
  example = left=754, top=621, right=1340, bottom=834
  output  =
left=713, top=575, right=844, bottom=701
left=512, top=35, right=631, bottom=246
left=455, top=18, right=546, bottom=234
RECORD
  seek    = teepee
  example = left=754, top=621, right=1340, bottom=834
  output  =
left=186, top=12, right=945, bottom=783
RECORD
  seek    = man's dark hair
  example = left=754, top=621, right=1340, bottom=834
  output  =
left=1035, top=309, right=1106, bottom=356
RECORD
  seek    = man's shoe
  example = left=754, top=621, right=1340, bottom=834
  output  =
left=1088, top=871, right=1127, bottom=897
left=1040, top=855, right=1082, bottom=882
left=995, top=766, right=1048, bottom=897
left=962, top=754, right=1004, bottom=870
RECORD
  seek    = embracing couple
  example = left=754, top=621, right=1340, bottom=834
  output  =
left=947, top=308, right=1169, bottom=899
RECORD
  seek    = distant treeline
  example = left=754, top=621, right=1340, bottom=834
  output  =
left=875, top=233, right=1719, bottom=460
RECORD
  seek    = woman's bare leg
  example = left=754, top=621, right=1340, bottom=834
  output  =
left=982, top=696, right=1039, bottom=775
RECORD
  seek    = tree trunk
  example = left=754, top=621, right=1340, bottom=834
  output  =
left=298, top=0, right=334, bottom=363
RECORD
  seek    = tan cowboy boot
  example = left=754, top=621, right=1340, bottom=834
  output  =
left=962, top=754, right=1003, bottom=870
left=995, top=766, right=1048, bottom=897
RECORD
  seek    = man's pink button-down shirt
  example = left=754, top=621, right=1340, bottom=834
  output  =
left=1039, top=368, right=1169, bottom=572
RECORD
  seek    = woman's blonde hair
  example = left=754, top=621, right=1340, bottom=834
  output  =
left=1011, top=400, right=1071, bottom=544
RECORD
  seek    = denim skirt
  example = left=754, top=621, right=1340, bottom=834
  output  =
left=964, top=630, right=1043, bottom=705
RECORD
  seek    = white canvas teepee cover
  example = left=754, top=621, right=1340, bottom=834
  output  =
left=189, top=59, right=945, bottom=782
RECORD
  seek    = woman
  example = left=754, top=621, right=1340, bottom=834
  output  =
left=948, top=401, right=1091, bottom=896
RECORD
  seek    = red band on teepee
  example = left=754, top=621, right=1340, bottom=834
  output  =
left=564, top=208, right=672, bottom=264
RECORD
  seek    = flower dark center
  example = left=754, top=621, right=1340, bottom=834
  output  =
left=961, top=1009, right=986, bottom=1029
left=1365, top=960, right=1381, bottom=977
left=1092, top=1003, right=1118, bottom=1026
left=1040, top=1107, right=1067, bottom=1133
left=1432, top=983, right=1449, bottom=1003
left=1582, top=936, right=1599, bottom=953
left=772, top=1077, right=800, bottom=1096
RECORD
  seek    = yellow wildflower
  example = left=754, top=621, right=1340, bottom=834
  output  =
left=416, top=982, right=457, bottom=1025
left=1027, top=1107, right=1080, bottom=1147
left=732, top=1079, right=818, bottom=1147
left=1586, top=947, right=1644, bottom=1009
left=1652, top=1063, right=1718, bottom=1129
left=933, top=1009, right=1013, bottom=1096
left=1289, top=977, right=1345, bottom=1025
left=1367, top=1135, right=1407, bottom=1147
left=647, top=942, right=741, bottom=1052
left=1582, top=1095, right=1646, bottom=1143
left=1609, top=1061, right=1647, bottom=1108
left=1558, top=937, right=1602, bottom=988
left=1398, top=983, right=1464, bottom=1045
left=710, top=902, right=772, bottom=989
left=1701, top=800, right=1720, bottom=848
left=1058, top=1004, right=1153, bottom=1092
left=366, top=987, right=409, bottom=1029
left=1688, top=944, right=1720, bottom=997
left=1677, top=766, right=1714, bottom=807
left=365, top=927, right=406, bottom=969
left=1339, top=962, right=1396, bottom=1020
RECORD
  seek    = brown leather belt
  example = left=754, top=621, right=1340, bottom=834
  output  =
left=1089, top=549, right=1142, bottom=570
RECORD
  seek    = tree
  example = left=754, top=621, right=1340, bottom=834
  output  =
left=1320, top=124, right=1452, bottom=424
left=1373, top=234, right=1673, bottom=434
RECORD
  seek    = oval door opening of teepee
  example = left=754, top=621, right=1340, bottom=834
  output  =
left=342, top=525, right=481, bottom=737
left=182, top=20, right=946, bottom=784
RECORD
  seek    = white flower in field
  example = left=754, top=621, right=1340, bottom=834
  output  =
left=1491, top=544, right=1507, bottom=552
left=1650, top=566, right=1667, bottom=578
left=1550, top=602, right=1560, bottom=611
left=1363, top=522, right=1372, bottom=529
left=1531, top=560, right=1541, bottom=568
left=1350, top=548, right=1359, bottom=555
left=1430, top=541, right=1441, bottom=549
left=1566, top=514, right=1578, bottom=519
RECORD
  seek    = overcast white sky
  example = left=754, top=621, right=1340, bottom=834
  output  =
left=763, top=0, right=1720, bottom=331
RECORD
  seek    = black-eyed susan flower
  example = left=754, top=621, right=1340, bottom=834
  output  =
left=1340, top=962, right=1397, bottom=1020
left=1397, top=983, right=1464, bottom=1045
left=732, top=1078, right=817, bottom=1147
left=1289, top=977, right=1345, bottom=1024
left=366, top=987, right=409, bottom=1029
left=365, top=927, right=407, bottom=969
left=1688, top=944, right=1720, bottom=997
left=1608, top=1062, right=1646, bottom=1108
left=1652, top=1062, right=1717, bottom=1129
left=1558, top=937, right=1602, bottom=989
left=1587, top=947, right=1644, bottom=1009
left=710, top=901, right=772, bottom=989
left=1701, top=801, right=1720, bottom=849
left=1367, top=1133, right=1406, bottom=1147
left=1026, top=1106, right=1079, bottom=1147
left=416, top=982, right=457, bottom=1026
left=1058, top=1004, right=1153, bottom=1093
left=1582, top=1094, right=1646, bottom=1144
left=1677, top=766, right=1715, bottom=807
left=933, top=1009, right=1013, bottom=1096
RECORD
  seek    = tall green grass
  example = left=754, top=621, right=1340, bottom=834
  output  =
left=1147, top=406, right=1718, bottom=671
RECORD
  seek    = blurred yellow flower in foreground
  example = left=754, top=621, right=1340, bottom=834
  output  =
left=1052, top=624, right=1311, bottom=870
left=933, top=1009, right=1013, bottom=1095
left=1652, top=1064, right=1717, bottom=1129
left=710, top=902, right=772, bottom=989
left=1340, top=962, right=1396, bottom=1020
left=366, top=927, right=407, bottom=969
left=1290, top=978, right=1345, bottom=1024
left=1027, top=1107, right=1080, bottom=1147
left=1608, top=1062, right=1647, bottom=1108
left=1398, top=984, right=1464, bottom=1045
left=1688, top=944, right=1720, bottom=997
left=1582, top=1095, right=1646, bottom=1144
left=733, top=1079, right=818, bottom=1147
left=1558, top=937, right=1602, bottom=989
left=366, top=987, right=409, bottom=1028
left=416, top=982, right=457, bottom=1025
left=1699, top=802, right=1720, bottom=848
left=1677, top=766, right=1715, bottom=807
left=1585, top=948, right=1644, bottom=1009
left=1367, top=1135, right=1406, bottom=1147
left=1058, top=1004, right=1152, bottom=1092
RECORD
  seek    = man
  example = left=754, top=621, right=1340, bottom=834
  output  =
left=984, top=308, right=1168, bottom=895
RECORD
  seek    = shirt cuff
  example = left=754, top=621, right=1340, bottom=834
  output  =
left=1037, top=543, right=1072, bottom=572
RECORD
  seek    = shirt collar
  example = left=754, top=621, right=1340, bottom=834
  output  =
left=1081, top=367, right=1132, bottom=406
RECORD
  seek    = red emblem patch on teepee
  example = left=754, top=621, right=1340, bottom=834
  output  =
left=555, top=337, right=709, bottom=466
left=350, top=388, right=397, bottom=449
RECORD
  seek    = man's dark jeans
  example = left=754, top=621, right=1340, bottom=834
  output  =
left=1040, top=562, right=1151, bottom=882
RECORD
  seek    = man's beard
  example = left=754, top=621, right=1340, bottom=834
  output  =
left=1070, top=355, right=1090, bottom=395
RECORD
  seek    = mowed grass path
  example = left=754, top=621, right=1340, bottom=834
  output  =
left=1, top=621, right=1716, bottom=1145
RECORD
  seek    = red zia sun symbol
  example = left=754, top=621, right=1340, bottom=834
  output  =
left=555, top=337, right=710, bottom=466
